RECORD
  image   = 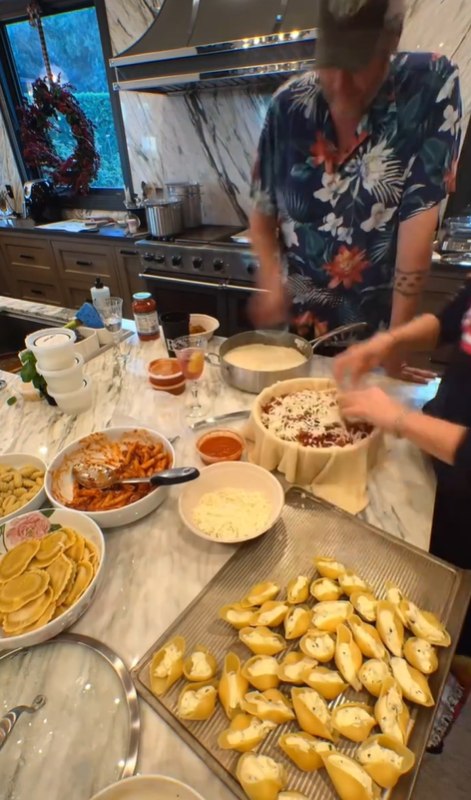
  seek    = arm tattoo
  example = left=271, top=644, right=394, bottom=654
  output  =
left=394, top=268, right=429, bottom=297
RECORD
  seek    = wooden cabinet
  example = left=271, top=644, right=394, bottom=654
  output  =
left=115, top=246, right=145, bottom=317
left=0, top=246, right=13, bottom=296
left=52, top=239, right=122, bottom=307
left=1, top=234, right=63, bottom=304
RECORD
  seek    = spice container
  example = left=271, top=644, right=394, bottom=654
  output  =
left=132, top=292, right=159, bottom=341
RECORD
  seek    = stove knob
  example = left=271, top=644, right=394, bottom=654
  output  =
left=155, top=254, right=165, bottom=264
left=172, top=254, right=182, bottom=266
left=193, top=256, right=203, bottom=270
left=213, top=258, right=224, bottom=272
left=246, top=262, right=258, bottom=276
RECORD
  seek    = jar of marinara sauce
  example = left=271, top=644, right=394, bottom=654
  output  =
left=132, top=292, right=159, bottom=341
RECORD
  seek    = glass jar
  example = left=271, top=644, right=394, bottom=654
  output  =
left=132, top=292, right=159, bottom=341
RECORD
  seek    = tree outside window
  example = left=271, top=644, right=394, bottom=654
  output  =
left=6, top=5, right=123, bottom=189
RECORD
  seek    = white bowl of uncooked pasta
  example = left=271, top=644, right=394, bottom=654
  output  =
left=178, top=461, right=284, bottom=544
left=0, top=453, right=47, bottom=526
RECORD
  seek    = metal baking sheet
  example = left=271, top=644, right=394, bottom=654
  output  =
left=132, top=487, right=471, bottom=799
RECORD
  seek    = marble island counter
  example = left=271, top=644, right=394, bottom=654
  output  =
left=0, top=296, right=440, bottom=800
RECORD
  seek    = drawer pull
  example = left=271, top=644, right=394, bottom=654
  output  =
left=76, top=260, right=93, bottom=266
left=19, top=254, right=34, bottom=260
left=120, top=249, right=138, bottom=256
left=30, top=289, right=44, bottom=296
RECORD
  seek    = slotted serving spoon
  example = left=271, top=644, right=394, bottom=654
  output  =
left=72, top=462, right=199, bottom=490
left=0, top=694, right=46, bottom=751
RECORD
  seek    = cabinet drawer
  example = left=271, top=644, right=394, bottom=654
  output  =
left=3, top=237, right=55, bottom=269
left=53, top=242, right=116, bottom=279
left=15, top=278, right=63, bottom=305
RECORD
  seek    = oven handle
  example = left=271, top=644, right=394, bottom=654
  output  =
left=139, top=273, right=267, bottom=293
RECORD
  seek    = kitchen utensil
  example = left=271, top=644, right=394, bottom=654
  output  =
left=133, top=486, right=471, bottom=800
left=178, top=461, right=284, bottom=543
left=160, top=311, right=190, bottom=356
left=0, top=453, right=47, bottom=526
left=90, top=775, right=206, bottom=800
left=212, top=323, right=369, bottom=394
left=0, top=633, right=139, bottom=800
left=73, top=463, right=199, bottom=490
left=165, top=182, right=202, bottom=228
left=0, top=508, right=104, bottom=651
left=45, top=427, right=176, bottom=528
left=0, top=694, right=46, bottom=752
left=144, top=199, right=183, bottom=238
left=189, top=409, right=251, bottom=431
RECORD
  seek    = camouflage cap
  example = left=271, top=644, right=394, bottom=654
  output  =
left=313, top=0, right=406, bottom=71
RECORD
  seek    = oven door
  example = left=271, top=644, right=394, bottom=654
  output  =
left=141, top=271, right=225, bottom=319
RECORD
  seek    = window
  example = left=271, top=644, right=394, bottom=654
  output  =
left=4, top=3, right=124, bottom=192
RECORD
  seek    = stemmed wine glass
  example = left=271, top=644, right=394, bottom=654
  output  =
left=170, top=334, right=207, bottom=419
left=94, top=297, right=125, bottom=361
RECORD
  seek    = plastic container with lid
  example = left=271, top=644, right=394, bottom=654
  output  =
left=132, top=292, right=159, bottom=341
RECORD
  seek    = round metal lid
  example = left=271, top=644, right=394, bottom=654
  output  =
left=0, top=634, right=139, bottom=800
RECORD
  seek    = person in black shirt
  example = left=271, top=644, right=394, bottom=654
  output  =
left=334, top=282, right=471, bottom=751
left=334, top=280, right=471, bottom=656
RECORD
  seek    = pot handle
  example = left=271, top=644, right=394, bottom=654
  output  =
left=205, top=352, right=221, bottom=366
left=309, top=322, right=369, bottom=353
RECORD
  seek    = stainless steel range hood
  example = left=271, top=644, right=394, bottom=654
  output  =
left=110, top=0, right=317, bottom=94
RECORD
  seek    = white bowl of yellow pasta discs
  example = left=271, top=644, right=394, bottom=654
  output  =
left=0, top=507, right=104, bottom=650
left=0, top=453, right=46, bottom=526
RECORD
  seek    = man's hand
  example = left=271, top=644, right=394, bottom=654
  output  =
left=249, top=280, right=288, bottom=328
left=333, top=332, right=396, bottom=386
left=339, top=386, right=406, bottom=432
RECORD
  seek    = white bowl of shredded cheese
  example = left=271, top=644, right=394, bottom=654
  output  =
left=178, top=462, right=284, bottom=544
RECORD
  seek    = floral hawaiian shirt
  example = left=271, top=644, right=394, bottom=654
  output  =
left=252, top=52, right=462, bottom=337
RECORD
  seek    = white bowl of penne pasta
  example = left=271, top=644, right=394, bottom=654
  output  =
left=0, top=454, right=47, bottom=527
left=44, top=427, right=176, bottom=528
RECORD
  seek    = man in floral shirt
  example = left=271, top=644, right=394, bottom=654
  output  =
left=250, top=0, right=462, bottom=373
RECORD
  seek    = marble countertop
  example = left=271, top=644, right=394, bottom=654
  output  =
left=0, top=297, right=439, bottom=800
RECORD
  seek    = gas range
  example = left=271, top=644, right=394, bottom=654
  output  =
left=137, top=225, right=259, bottom=286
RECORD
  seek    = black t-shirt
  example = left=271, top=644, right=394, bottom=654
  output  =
left=425, top=279, right=471, bottom=480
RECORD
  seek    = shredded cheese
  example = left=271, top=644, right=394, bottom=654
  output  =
left=192, top=489, right=271, bottom=540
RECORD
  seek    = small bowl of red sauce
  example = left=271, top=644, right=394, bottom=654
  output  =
left=196, top=429, right=245, bottom=465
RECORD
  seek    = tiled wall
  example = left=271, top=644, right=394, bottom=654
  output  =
left=1, top=0, right=471, bottom=222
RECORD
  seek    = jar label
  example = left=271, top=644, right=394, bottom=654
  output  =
left=134, top=311, right=159, bottom=335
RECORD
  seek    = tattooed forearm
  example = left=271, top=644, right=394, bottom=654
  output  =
left=393, top=268, right=429, bottom=297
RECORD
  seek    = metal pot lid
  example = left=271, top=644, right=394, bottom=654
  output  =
left=0, top=633, right=139, bottom=800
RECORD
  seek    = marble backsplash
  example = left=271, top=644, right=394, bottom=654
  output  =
left=1, top=0, right=471, bottom=223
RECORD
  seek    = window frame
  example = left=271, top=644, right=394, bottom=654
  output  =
left=0, top=0, right=133, bottom=211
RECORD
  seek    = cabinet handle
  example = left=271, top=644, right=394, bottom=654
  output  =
left=19, top=253, right=34, bottom=260
left=76, top=260, right=92, bottom=266
left=30, top=289, right=44, bottom=296
left=120, top=249, right=138, bottom=256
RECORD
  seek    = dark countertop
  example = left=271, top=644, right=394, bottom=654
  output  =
left=0, top=217, right=146, bottom=241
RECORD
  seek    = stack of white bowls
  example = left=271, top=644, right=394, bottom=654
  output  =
left=25, top=328, right=93, bottom=415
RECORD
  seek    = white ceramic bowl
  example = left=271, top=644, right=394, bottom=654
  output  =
left=25, top=327, right=76, bottom=371
left=0, top=453, right=47, bottom=526
left=0, top=507, right=104, bottom=652
left=179, top=461, right=284, bottom=544
left=45, top=427, right=175, bottom=528
left=36, top=352, right=84, bottom=394
left=90, top=775, right=206, bottom=800
left=48, top=377, right=93, bottom=415
left=190, top=314, right=220, bottom=341
left=74, top=326, right=100, bottom=361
